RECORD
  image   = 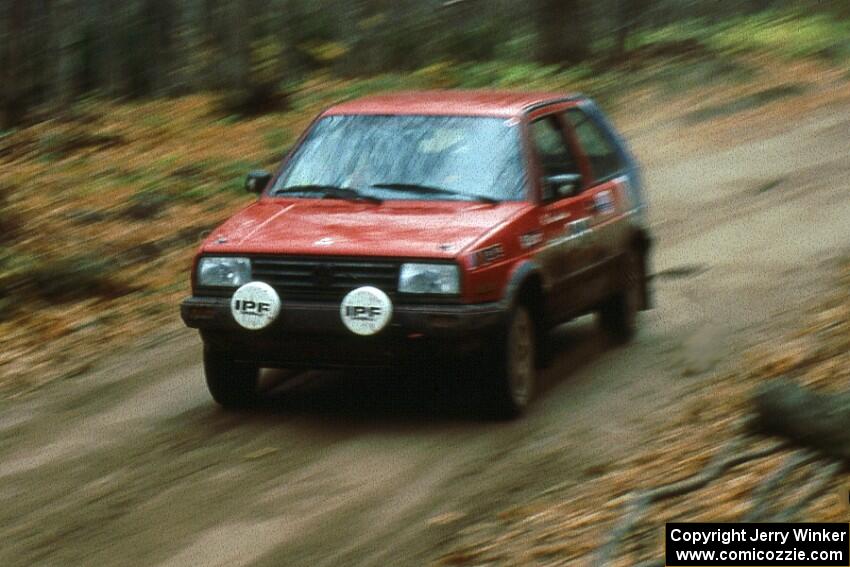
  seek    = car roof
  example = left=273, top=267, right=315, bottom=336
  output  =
left=321, top=90, right=584, bottom=118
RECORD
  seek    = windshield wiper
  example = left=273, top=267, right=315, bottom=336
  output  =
left=273, top=184, right=382, bottom=204
left=370, top=182, right=499, bottom=205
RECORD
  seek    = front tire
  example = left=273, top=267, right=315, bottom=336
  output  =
left=486, top=304, right=537, bottom=420
left=203, top=346, right=259, bottom=408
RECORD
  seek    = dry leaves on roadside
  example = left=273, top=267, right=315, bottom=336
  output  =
left=439, top=260, right=850, bottom=566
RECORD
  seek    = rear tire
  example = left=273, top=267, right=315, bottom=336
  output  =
left=485, top=304, right=537, bottom=420
left=599, top=251, right=641, bottom=345
left=203, top=346, right=259, bottom=408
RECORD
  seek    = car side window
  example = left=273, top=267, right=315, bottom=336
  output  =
left=564, top=109, right=624, bottom=183
left=529, top=116, right=579, bottom=201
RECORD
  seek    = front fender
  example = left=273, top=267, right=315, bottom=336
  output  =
left=500, top=260, right=546, bottom=310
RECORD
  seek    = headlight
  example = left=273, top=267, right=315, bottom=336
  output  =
left=398, top=263, right=460, bottom=294
left=197, top=257, right=251, bottom=287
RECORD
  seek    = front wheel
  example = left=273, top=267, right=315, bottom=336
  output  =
left=485, top=304, right=538, bottom=420
left=203, top=346, right=259, bottom=408
left=599, top=251, right=641, bottom=345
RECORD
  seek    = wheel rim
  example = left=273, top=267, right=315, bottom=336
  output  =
left=508, top=308, right=535, bottom=407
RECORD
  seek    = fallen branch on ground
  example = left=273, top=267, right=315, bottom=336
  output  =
left=773, top=461, right=841, bottom=522
left=744, top=450, right=815, bottom=521
left=595, top=433, right=786, bottom=566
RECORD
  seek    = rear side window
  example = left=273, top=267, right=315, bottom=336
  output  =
left=565, top=109, right=623, bottom=183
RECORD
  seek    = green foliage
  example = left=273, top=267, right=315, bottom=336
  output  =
left=139, top=113, right=170, bottom=130
left=452, top=61, right=593, bottom=90
left=37, top=133, right=66, bottom=163
left=107, top=168, right=147, bottom=189
left=632, top=10, right=850, bottom=63
left=300, top=40, right=349, bottom=65
left=133, top=158, right=258, bottom=206
left=36, top=128, right=126, bottom=162
left=212, top=114, right=242, bottom=127
left=709, top=12, right=850, bottom=61
left=291, top=61, right=598, bottom=108
left=252, top=37, right=286, bottom=85
left=492, top=32, right=540, bottom=63
left=263, top=129, right=294, bottom=154
left=213, top=159, right=260, bottom=192
left=0, top=184, right=18, bottom=244
left=291, top=74, right=427, bottom=112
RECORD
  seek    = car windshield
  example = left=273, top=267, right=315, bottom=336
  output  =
left=271, top=115, right=527, bottom=202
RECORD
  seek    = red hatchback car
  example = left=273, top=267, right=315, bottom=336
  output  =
left=181, top=90, right=653, bottom=417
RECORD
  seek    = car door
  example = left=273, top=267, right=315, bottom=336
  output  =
left=526, top=112, right=594, bottom=321
left=563, top=107, right=631, bottom=306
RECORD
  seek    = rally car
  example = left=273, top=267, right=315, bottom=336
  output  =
left=181, top=90, right=652, bottom=418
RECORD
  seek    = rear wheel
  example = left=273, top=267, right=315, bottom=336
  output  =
left=599, top=250, right=641, bottom=345
left=203, top=346, right=259, bottom=408
left=486, top=304, right=537, bottom=419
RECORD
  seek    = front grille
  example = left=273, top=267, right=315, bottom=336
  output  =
left=252, top=256, right=400, bottom=301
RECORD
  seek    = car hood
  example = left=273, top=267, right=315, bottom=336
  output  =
left=202, top=199, right=530, bottom=258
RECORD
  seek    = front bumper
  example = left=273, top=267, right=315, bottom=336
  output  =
left=181, top=296, right=506, bottom=368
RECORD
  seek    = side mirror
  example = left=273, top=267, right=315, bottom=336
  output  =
left=545, top=173, right=582, bottom=198
left=245, top=170, right=272, bottom=194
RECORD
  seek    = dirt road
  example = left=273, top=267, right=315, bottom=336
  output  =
left=2, top=101, right=849, bottom=567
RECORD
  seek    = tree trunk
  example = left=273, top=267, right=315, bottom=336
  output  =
left=174, top=0, right=202, bottom=93
left=98, top=0, right=126, bottom=98
left=215, top=0, right=259, bottom=113
left=0, top=0, right=6, bottom=127
left=150, top=0, right=175, bottom=95
left=535, top=0, right=591, bottom=66
left=138, top=0, right=170, bottom=96
left=229, top=0, right=252, bottom=91
left=50, top=0, right=80, bottom=108
left=614, top=0, right=646, bottom=60
left=1, top=0, right=28, bottom=128
left=201, top=0, right=221, bottom=90
left=269, top=0, right=292, bottom=103
left=28, top=0, right=51, bottom=108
